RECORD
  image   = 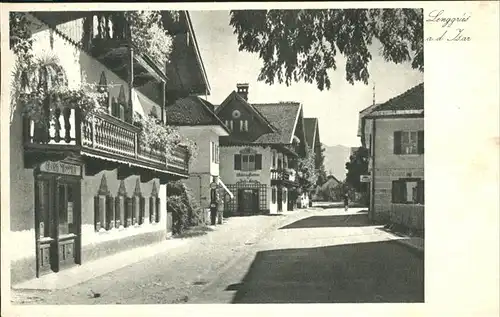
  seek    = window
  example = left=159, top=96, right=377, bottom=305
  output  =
left=215, top=143, right=219, bottom=163
left=242, top=154, right=254, bottom=171
left=392, top=179, right=424, bottom=204
left=230, top=120, right=234, bottom=131
left=282, top=189, right=287, bottom=203
left=271, top=151, right=276, bottom=168
left=211, top=142, right=220, bottom=164
left=149, top=182, right=160, bottom=224
left=272, top=187, right=277, bottom=204
left=394, top=130, right=424, bottom=155
left=234, top=153, right=262, bottom=171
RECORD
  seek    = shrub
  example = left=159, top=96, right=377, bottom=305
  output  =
left=167, top=181, right=204, bottom=235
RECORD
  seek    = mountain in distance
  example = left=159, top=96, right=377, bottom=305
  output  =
left=322, top=144, right=354, bottom=182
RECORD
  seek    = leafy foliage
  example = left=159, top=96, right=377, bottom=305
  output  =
left=296, top=146, right=318, bottom=192
left=167, top=181, right=204, bottom=235
left=133, top=112, right=198, bottom=164
left=315, top=144, right=328, bottom=186
left=125, top=11, right=177, bottom=66
left=229, top=9, right=423, bottom=90
left=345, top=146, right=369, bottom=192
left=13, top=52, right=106, bottom=126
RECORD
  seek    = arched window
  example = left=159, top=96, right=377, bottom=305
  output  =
left=94, top=174, right=114, bottom=231
left=132, top=178, right=145, bottom=226
left=149, top=182, right=160, bottom=224
left=115, top=180, right=128, bottom=228
left=98, top=71, right=110, bottom=112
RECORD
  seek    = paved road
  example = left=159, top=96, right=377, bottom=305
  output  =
left=12, top=206, right=424, bottom=304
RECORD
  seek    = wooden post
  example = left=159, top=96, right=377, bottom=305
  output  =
left=75, top=108, right=82, bottom=147
left=128, top=46, right=134, bottom=123
left=91, top=117, right=96, bottom=148
left=161, top=81, right=166, bottom=124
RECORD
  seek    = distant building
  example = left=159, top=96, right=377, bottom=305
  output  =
left=215, top=84, right=308, bottom=215
left=165, top=96, right=232, bottom=213
left=359, top=83, right=424, bottom=231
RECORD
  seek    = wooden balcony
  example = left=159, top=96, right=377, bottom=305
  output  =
left=23, top=105, right=189, bottom=178
left=34, top=12, right=167, bottom=87
left=271, top=168, right=298, bottom=187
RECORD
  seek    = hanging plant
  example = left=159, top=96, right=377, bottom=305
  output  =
left=125, top=11, right=177, bottom=66
left=133, top=111, right=198, bottom=164
left=14, top=53, right=107, bottom=126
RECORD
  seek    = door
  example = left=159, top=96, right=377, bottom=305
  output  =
left=35, top=174, right=81, bottom=277
left=238, top=189, right=259, bottom=214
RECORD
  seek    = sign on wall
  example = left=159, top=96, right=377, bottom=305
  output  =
left=40, top=161, right=82, bottom=177
left=236, top=172, right=260, bottom=177
left=360, top=175, right=371, bottom=183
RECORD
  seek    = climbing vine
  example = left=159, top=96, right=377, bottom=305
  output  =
left=125, top=11, right=178, bottom=66
left=132, top=112, right=198, bottom=164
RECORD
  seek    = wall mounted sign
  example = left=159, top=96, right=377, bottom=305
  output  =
left=360, top=175, right=371, bottom=183
left=236, top=172, right=260, bottom=177
left=40, top=161, right=82, bottom=176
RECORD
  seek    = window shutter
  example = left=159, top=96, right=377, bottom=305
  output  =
left=126, top=197, right=132, bottom=227
left=140, top=196, right=145, bottom=225
left=418, top=180, right=425, bottom=204
left=418, top=130, right=424, bottom=154
left=392, top=181, right=400, bottom=203
left=114, top=197, right=120, bottom=228
left=255, top=154, right=262, bottom=170
left=393, top=131, right=402, bottom=154
left=401, top=181, right=408, bottom=203
left=234, top=154, right=241, bottom=170
left=149, top=196, right=154, bottom=223
left=106, top=195, right=115, bottom=230
left=94, top=196, right=100, bottom=231
left=156, top=198, right=160, bottom=223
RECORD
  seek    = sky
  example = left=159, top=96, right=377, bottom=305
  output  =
left=189, top=10, right=424, bottom=147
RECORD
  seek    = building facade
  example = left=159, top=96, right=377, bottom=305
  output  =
left=8, top=11, right=206, bottom=283
left=360, top=83, right=424, bottom=231
left=165, top=96, right=232, bottom=211
left=216, top=84, right=308, bottom=215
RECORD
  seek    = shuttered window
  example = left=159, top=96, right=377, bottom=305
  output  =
left=394, top=130, right=424, bottom=155
left=236, top=154, right=262, bottom=171
left=392, top=179, right=424, bottom=204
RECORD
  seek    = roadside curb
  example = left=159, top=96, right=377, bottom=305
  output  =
left=392, top=238, right=424, bottom=256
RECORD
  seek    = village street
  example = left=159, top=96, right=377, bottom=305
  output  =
left=12, top=204, right=423, bottom=304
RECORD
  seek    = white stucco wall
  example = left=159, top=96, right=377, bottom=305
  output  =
left=8, top=14, right=165, bottom=262
left=219, top=145, right=273, bottom=185
left=371, top=117, right=424, bottom=223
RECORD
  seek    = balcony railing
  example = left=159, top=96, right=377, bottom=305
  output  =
left=271, top=168, right=297, bottom=184
left=23, top=105, right=189, bottom=176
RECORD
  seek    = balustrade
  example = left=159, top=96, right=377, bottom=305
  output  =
left=24, top=109, right=188, bottom=175
left=270, top=168, right=297, bottom=183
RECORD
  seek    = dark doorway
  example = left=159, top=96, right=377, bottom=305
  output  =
left=35, top=173, right=81, bottom=277
left=238, top=189, right=259, bottom=214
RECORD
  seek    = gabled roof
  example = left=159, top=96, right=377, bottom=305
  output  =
left=304, top=118, right=318, bottom=149
left=366, top=83, right=424, bottom=118
left=215, top=91, right=276, bottom=132
left=252, top=102, right=302, bottom=144
left=165, top=96, right=229, bottom=133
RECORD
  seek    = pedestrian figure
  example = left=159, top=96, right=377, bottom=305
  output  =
left=343, top=193, right=349, bottom=211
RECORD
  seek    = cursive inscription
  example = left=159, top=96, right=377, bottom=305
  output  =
left=426, top=10, right=472, bottom=42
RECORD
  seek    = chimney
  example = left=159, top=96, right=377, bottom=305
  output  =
left=236, top=83, right=249, bottom=101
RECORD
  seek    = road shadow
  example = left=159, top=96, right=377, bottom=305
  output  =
left=279, top=214, right=372, bottom=229
left=174, top=225, right=214, bottom=239
left=230, top=240, right=424, bottom=303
